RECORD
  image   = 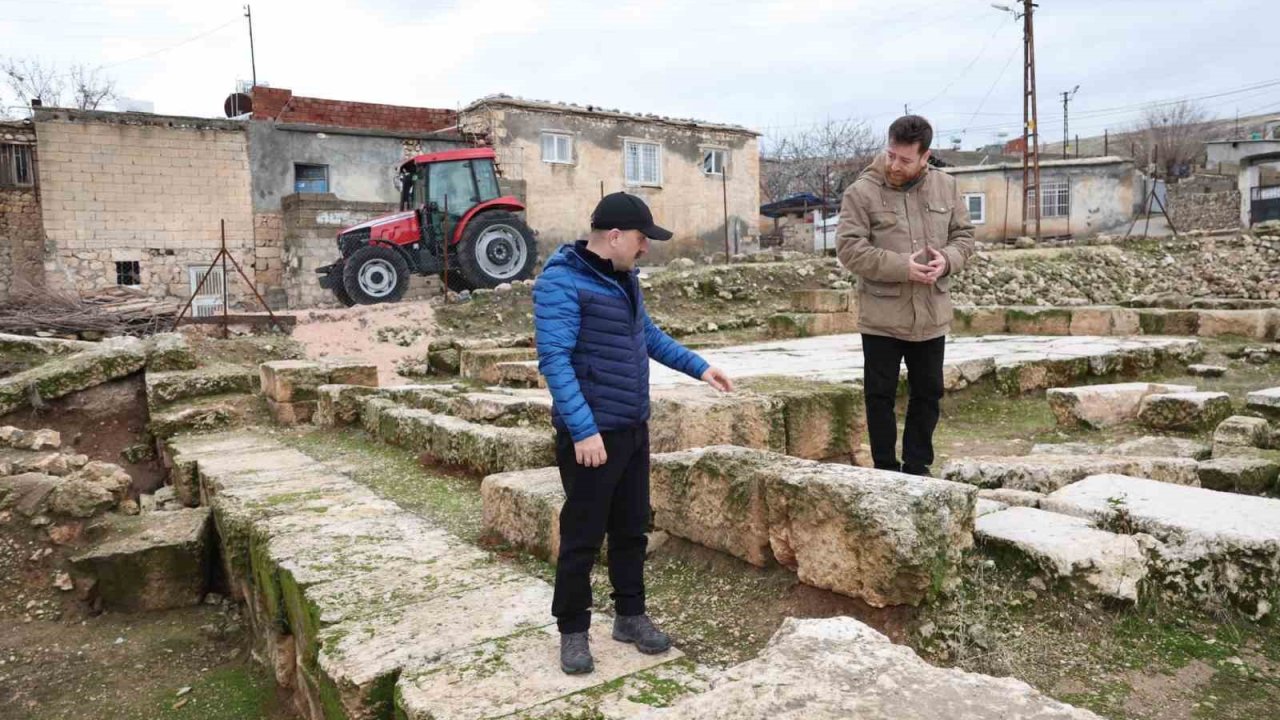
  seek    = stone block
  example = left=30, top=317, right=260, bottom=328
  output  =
left=790, top=289, right=850, bottom=314
left=0, top=337, right=148, bottom=415
left=635, top=617, right=1101, bottom=720
left=144, top=332, right=198, bottom=372
left=764, top=461, right=976, bottom=606
left=651, top=385, right=785, bottom=457
left=1247, top=387, right=1280, bottom=419
left=1197, top=310, right=1271, bottom=339
left=1111, top=436, right=1212, bottom=460
left=145, top=364, right=259, bottom=408
left=766, top=312, right=859, bottom=339
left=267, top=398, right=316, bottom=426
left=1006, top=307, right=1072, bottom=335
left=258, top=360, right=327, bottom=403
left=976, top=507, right=1148, bottom=601
left=955, top=306, right=1008, bottom=334
left=480, top=467, right=564, bottom=561
left=1197, top=457, right=1280, bottom=495
left=1046, top=382, right=1196, bottom=428
left=447, top=392, right=552, bottom=427
left=0, top=427, right=61, bottom=451
left=1214, top=415, right=1272, bottom=449
left=1042, top=474, right=1280, bottom=616
left=323, top=359, right=379, bottom=387
left=1137, top=391, right=1233, bottom=432
left=1137, top=309, right=1200, bottom=336
left=378, top=407, right=555, bottom=475
left=458, top=347, right=540, bottom=384
left=314, top=384, right=379, bottom=428
left=977, top=488, right=1046, bottom=508
left=0, top=473, right=61, bottom=517
left=975, top=498, right=1008, bottom=517
left=70, top=508, right=210, bottom=611
left=739, top=376, right=865, bottom=461
left=1069, top=307, right=1140, bottom=337
left=395, top=615, right=682, bottom=720
left=495, top=361, right=546, bottom=388
left=943, top=455, right=1200, bottom=493
left=1188, top=364, right=1227, bottom=378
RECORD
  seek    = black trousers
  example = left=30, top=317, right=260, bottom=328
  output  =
left=861, top=333, right=946, bottom=472
left=552, top=423, right=650, bottom=634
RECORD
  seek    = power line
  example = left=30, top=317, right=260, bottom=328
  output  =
left=99, top=17, right=239, bottom=70
left=911, top=16, right=1008, bottom=112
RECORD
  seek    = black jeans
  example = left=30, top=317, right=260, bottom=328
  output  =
left=552, top=423, right=650, bottom=634
left=861, top=333, right=946, bottom=472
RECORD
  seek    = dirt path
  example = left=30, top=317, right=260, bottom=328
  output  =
left=290, top=300, right=436, bottom=386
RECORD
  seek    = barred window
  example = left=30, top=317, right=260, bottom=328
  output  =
left=0, top=144, right=33, bottom=186
left=1028, top=179, right=1070, bottom=218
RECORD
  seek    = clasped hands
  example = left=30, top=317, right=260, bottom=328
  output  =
left=907, top=246, right=948, bottom=285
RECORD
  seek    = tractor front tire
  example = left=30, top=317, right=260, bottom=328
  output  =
left=342, top=245, right=410, bottom=304
left=454, top=211, right=538, bottom=290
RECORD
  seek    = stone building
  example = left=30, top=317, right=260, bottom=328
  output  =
left=33, top=108, right=257, bottom=309
left=460, top=95, right=760, bottom=264
left=941, top=156, right=1140, bottom=243
left=0, top=120, right=43, bottom=302
left=240, top=86, right=462, bottom=308
left=1204, top=138, right=1280, bottom=227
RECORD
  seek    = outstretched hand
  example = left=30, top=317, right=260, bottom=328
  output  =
left=701, top=366, right=734, bottom=393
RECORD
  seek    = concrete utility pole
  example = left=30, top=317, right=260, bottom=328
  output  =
left=992, top=2, right=1041, bottom=240
left=244, top=5, right=257, bottom=88
left=1060, top=85, right=1079, bottom=160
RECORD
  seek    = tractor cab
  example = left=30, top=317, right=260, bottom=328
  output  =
left=398, top=150, right=503, bottom=223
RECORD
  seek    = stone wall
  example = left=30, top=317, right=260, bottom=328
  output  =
left=0, top=122, right=44, bottom=302
left=1168, top=185, right=1241, bottom=231
left=33, top=109, right=259, bottom=306
left=281, top=193, right=439, bottom=308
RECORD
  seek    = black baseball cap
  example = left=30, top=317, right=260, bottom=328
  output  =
left=590, top=192, right=673, bottom=241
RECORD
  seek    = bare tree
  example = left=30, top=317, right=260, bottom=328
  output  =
left=69, top=64, right=117, bottom=110
left=1, top=57, right=118, bottom=116
left=761, top=119, right=879, bottom=204
left=1124, top=100, right=1211, bottom=178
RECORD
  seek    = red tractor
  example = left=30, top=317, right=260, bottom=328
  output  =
left=317, top=148, right=538, bottom=305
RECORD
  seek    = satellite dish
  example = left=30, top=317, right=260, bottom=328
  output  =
left=224, top=93, right=253, bottom=118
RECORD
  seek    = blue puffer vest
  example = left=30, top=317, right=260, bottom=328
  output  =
left=533, top=243, right=709, bottom=441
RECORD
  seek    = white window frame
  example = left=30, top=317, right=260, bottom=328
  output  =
left=188, top=266, right=226, bottom=318
left=623, top=139, right=662, bottom=187
left=1029, top=178, right=1070, bottom=218
left=701, top=147, right=728, bottom=176
left=963, top=192, right=986, bottom=224
left=540, top=132, right=573, bottom=164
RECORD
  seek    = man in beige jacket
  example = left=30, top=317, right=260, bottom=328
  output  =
left=836, top=115, right=975, bottom=476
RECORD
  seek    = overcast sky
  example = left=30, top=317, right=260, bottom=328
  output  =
left=3, top=0, right=1278, bottom=150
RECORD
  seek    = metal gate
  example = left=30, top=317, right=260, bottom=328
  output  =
left=188, top=266, right=225, bottom=318
left=1251, top=185, right=1280, bottom=225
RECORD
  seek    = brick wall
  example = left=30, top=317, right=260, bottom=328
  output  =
left=251, top=86, right=456, bottom=134
left=34, top=110, right=259, bottom=306
left=0, top=123, right=44, bottom=302
left=281, top=193, right=439, bottom=308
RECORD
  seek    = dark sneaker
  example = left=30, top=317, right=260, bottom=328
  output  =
left=560, top=631, right=593, bottom=675
left=903, top=464, right=933, bottom=477
left=612, top=614, right=672, bottom=655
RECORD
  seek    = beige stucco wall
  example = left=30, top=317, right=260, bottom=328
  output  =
left=944, top=159, right=1138, bottom=242
left=463, top=103, right=759, bottom=264
left=34, top=110, right=258, bottom=305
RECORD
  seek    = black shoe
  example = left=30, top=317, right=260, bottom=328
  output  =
left=560, top=631, right=594, bottom=674
left=875, top=462, right=903, bottom=473
left=903, top=464, right=933, bottom=477
left=612, top=614, right=672, bottom=655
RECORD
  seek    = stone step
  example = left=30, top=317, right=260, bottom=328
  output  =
left=789, top=289, right=854, bottom=314
left=69, top=507, right=211, bottom=611
left=259, top=359, right=379, bottom=426
left=1196, top=457, right=1280, bottom=495
left=459, top=347, right=540, bottom=384
left=377, top=406, right=555, bottom=475
left=766, top=311, right=859, bottom=339
left=495, top=360, right=546, bottom=388
left=976, top=506, right=1148, bottom=601
left=148, top=394, right=264, bottom=441
left=1214, top=415, right=1274, bottom=450
left=315, top=384, right=381, bottom=427
left=952, top=305, right=1280, bottom=341
left=1046, top=382, right=1195, bottom=429
left=395, top=615, right=687, bottom=720
left=1041, top=474, right=1280, bottom=616
left=145, top=363, right=259, bottom=409
left=942, top=454, right=1200, bottom=493
left=633, top=617, right=1100, bottom=719
left=1247, top=386, right=1280, bottom=419
left=143, top=332, right=199, bottom=372
left=1137, top=391, right=1234, bottom=432
left=481, top=467, right=563, bottom=561
left=0, top=337, right=147, bottom=415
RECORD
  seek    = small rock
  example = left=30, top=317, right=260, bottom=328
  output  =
left=119, top=499, right=140, bottom=516
left=1029, top=577, right=1047, bottom=592
left=203, top=592, right=225, bottom=606
left=493, top=283, right=513, bottom=294
left=1187, top=364, right=1227, bottom=378
left=918, top=621, right=936, bottom=639
left=176, top=686, right=193, bottom=697
left=53, top=572, right=73, bottom=591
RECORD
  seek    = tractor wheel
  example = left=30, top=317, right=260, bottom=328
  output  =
left=453, top=211, right=537, bottom=290
left=342, top=245, right=410, bottom=304
left=326, top=264, right=357, bottom=307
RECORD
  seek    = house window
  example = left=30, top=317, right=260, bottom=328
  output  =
left=1028, top=178, right=1070, bottom=218
left=115, top=261, right=141, bottom=287
left=963, top=193, right=986, bottom=224
left=294, top=163, right=329, bottom=193
left=0, top=144, right=33, bottom=187
left=541, top=132, right=573, bottom=164
left=702, top=148, right=727, bottom=176
left=624, top=140, right=661, bottom=186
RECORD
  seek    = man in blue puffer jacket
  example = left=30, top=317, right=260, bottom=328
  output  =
left=534, top=192, right=733, bottom=675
